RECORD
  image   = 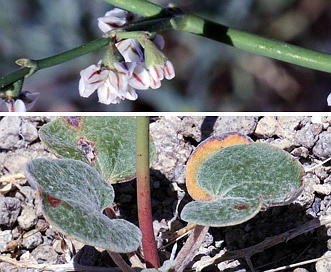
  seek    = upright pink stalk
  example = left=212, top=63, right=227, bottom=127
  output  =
left=136, top=116, right=160, bottom=268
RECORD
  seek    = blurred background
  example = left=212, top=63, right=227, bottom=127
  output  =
left=1, top=0, right=331, bottom=112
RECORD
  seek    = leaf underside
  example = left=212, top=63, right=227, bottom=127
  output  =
left=182, top=143, right=303, bottom=227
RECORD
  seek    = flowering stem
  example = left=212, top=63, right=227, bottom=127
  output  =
left=136, top=116, right=160, bottom=269
left=103, top=0, right=331, bottom=73
left=0, top=38, right=109, bottom=90
left=2, top=0, right=331, bottom=97
left=0, top=16, right=173, bottom=93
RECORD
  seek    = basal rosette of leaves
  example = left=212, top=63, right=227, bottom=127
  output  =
left=39, top=116, right=155, bottom=184
left=181, top=133, right=304, bottom=227
left=25, top=158, right=142, bottom=253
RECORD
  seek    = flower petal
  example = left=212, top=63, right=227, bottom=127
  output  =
left=79, top=78, right=95, bottom=98
left=149, top=65, right=164, bottom=82
left=327, top=92, right=331, bottom=106
left=116, top=39, right=144, bottom=63
left=97, top=80, right=120, bottom=104
left=3, top=99, right=26, bottom=112
left=122, top=86, right=138, bottom=101
left=153, top=34, right=165, bottom=49
left=79, top=64, right=108, bottom=97
left=164, top=60, right=175, bottom=80
left=149, top=74, right=162, bottom=89
left=13, top=100, right=26, bottom=112
left=107, top=70, right=128, bottom=93
left=114, top=62, right=136, bottom=77
left=97, top=8, right=127, bottom=33
left=129, top=64, right=150, bottom=90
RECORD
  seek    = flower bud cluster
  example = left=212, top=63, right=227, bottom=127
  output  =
left=79, top=8, right=175, bottom=105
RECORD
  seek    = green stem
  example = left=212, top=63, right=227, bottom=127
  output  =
left=136, top=116, right=160, bottom=269
left=181, top=14, right=331, bottom=73
left=36, top=38, right=109, bottom=70
left=0, top=38, right=109, bottom=89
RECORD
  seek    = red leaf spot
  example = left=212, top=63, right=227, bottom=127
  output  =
left=47, top=195, right=62, bottom=208
left=234, top=205, right=249, bottom=210
left=62, top=117, right=82, bottom=129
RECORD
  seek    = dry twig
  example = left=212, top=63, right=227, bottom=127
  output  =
left=194, top=215, right=331, bottom=271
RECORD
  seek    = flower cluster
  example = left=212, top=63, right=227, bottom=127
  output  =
left=79, top=8, right=175, bottom=105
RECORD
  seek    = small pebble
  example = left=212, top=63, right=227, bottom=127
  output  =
left=293, top=268, right=309, bottom=272
left=21, top=122, right=39, bottom=143
left=17, top=204, right=38, bottom=230
left=0, top=196, right=21, bottom=227
left=21, top=230, right=43, bottom=249
left=0, top=116, right=21, bottom=149
left=35, top=219, right=49, bottom=232
left=313, top=131, right=331, bottom=159
left=316, top=251, right=331, bottom=272
left=31, top=244, right=58, bottom=264
left=313, top=184, right=331, bottom=196
left=0, top=230, right=12, bottom=252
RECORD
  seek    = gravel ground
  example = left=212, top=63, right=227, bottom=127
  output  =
left=0, top=116, right=331, bottom=272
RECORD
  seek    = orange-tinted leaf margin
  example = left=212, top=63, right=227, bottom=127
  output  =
left=186, top=132, right=253, bottom=201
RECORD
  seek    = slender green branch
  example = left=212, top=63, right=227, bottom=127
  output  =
left=136, top=116, right=160, bottom=269
left=0, top=38, right=109, bottom=89
left=181, top=14, right=331, bottom=73
left=36, top=38, right=109, bottom=70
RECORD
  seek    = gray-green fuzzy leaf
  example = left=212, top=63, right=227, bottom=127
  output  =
left=25, top=158, right=141, bottom=253
left=39, top=116, right=155, bottom=184
left=182, top=142, right=303, bottom=227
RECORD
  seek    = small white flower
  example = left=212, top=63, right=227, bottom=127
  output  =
left=79, top=63, right=109, bottom=98
left=0, top=90, right=39, bottom=112
left=129, top=64, right=151, bottom=90
left=79, top=61, right=150, bottom=105
left=116, top=38, right=144, bottom=63
left=4, top=99, right=26, bottom=112
left=327, top=92, right=331, bottom=106
left=97, top=72, right=123, bottom=104
left=148, top=60, right=175, bottom=89
left=98, top=8, right=128, bottom=33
